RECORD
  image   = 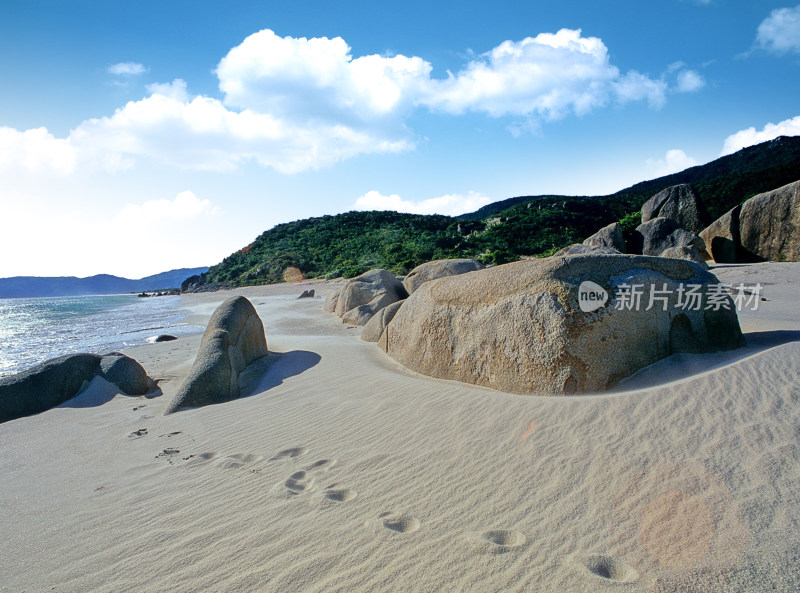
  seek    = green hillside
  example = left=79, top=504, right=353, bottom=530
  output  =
left=195, top=136, right=800, bottom=288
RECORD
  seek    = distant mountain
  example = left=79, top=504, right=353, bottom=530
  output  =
left=193, top=135, right=800, bottom=288
left=0, top=267, right=210, bottom=298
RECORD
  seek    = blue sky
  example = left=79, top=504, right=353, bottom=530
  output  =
left=1, top=0, right=799, bottom=278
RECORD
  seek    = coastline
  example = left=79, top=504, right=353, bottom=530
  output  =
left=1, top=266, right=799, bottom=592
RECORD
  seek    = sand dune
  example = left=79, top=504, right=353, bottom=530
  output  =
left=2, top=265, right=800, bottom=592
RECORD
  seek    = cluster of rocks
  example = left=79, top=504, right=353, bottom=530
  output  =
left=557, top=183, right=711, bottom=267
left=324, top=260, right=487, bottom=338
left=321, top=179, right=798, bottom=395
left=0, top=352, right=154, bottom=423
left=137, top=289, right=181, bottom=298
left=561, top=179, right=800, bottom=267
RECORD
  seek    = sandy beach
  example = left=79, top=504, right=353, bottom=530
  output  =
left=2, top=263, right=800, bottom=592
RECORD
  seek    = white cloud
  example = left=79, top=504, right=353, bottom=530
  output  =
left=115, top=190, right=219, bottom=224
left=646, top=149, right=698, bottom=176
left=0, top=188, right=228, bottom=278
left=674, top=69, right=706, bottom=93
left=0, top=29, right=679, bottom=177
left=721, top=115, right=800, bottom=155
left=353, top=190, right=492, bottom=216
left=108, top=62, right=148, bottom=76
left=421, top=29, right=668, bottom=118
left=612, top=71, right=667, bottom=108
left=756, top=5, right=800, bottom=54
left=0, top=126, right=78, bottom=174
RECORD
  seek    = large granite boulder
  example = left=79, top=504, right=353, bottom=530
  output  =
left=330, top=269, right=408, bottom=326
left=738, top=180, right=800, bottom=262
left=99, top=352, right=153, bottom=396
left=362, top=299, right=405, bottom=343
left=583, top=222, right=626, bottom=252
left=641, top=184, right=706, bottom=233
left=699, top=180, right=800, bottom=263
left=0, top=352, right=152, bottom=423
left=658, top=245, right=709, bottom=268
left=165, top=296, right=268, bottom=414
left=402, top=259, right=485, bottom=295
left=635, top=217, right=706, bottom=256
left=382, top=256, right=744, bottom=395
left=699, top=206, right=739, bottom=263
left=555, top=244, right=621, bottom=256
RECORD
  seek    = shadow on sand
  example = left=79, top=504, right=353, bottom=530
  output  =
left=59, top=378, right=162, bottom=409
left=610, top=329, right=800, bottom=393
left=240, top=350, right=322, bottom=397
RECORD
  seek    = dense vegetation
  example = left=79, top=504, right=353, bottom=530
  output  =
left=197, top=136, right=800, bottom=288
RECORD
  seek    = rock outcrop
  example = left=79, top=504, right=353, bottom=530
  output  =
left=362, top=299, right=405, bottom=343
left=555, top=244, right=621, bottom=256
left=658, top=245, right=709, bottom=268
left=402, top=259, right=485, bottom=295
left=641, top=184, right=706, bottom=233
left=165, top=296, right=268, bottom=414
left=700, top=206, right=739, bottom=263
left=700, top=180, right=800, bottom=263
left=738, top=180, right=800, bottom=261
left=326, top=269, right=408, bottom=326
left=635, top=217, right=706, bottom=256
left=382, top=256, right=744, bottom=395
left=583, top=222, right=626, bottom=252
left=0, top=352, right=153, bottom=423
left=298, top=289, right=315, bottom=299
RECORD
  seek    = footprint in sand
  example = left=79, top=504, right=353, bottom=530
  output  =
left=285, top=470, right=316, bottom=494
left=270, top=446, right=309, bottom=461
left=323, top=484, right=357, bottom=502
left=128, top=428, right=148, bottom=439
left=155, top=448, right=181, bottom=464
left=380, top=512, right=421, bottom=534
left=158, top=431, right=183, bottom=438
left=579, top=555, right=639, bottom=583
left=185, top=452, right=219, bottom=465
left=470, top=529, right=526, bottom=554
left=305, top=458, right=337, bottom=473
left=217, top=453, right=263, bottom=469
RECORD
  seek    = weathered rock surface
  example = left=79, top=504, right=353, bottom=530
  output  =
left=555, top=244, right=621, bottom=256
left=583, top=222, right=626, bottom=252
left=100, top=352, right=153, bottom=396
left=636, top=217, right=706, bottom=256
left=700, top=180, right=800, bottom=263
left=0, top=352, right=153, bottom=423
left=382, top=256, right=744, bottom=395
left=738, top=180, right=800, bottom=262
left=658, top=245, right=709, bottom=268
left=402, top=259, right=485, bottom=295
left=329, top=269, right=408, bottom=326
left=362, top=300, right=405, bottom=343
left=641, top=184, right=706, bottom=233
left=165, top=296, right=268, bottom=414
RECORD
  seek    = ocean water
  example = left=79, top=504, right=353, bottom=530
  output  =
left=0, top=294, right=203, bottom=378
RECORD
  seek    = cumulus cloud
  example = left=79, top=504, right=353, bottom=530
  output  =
left=0, top=126, right=78, bottom=174
left=0, top=29, right=683, bottom=176
left=721, top=115, right=800, bottom=155
left=353, top=190, right=492, bottom=216
left=675, top=69, right=706, bottom=93
left=756, top=5, right=800, bottom=54
left=646, top=149, right=698, bottom=176
left=108, top=62, right=148, bottom=75
left=115, top=190, right=219, bottom=224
